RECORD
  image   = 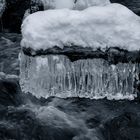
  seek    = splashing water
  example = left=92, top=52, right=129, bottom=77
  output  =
left=20, top=52, right=140, bottom=100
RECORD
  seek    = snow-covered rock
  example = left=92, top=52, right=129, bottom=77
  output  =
left=21, top=4, right=140, bottom=54
left=20, top=3, right=140, bottom=100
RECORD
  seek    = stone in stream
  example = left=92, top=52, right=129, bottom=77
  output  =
left=1, top=0, right=30, bottom=33
left=20, top=3, right=140, bottom=100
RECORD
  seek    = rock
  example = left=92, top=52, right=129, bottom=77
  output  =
left=104, top=112, right=140, bottom=140
left=23, top=46, right=140, bottom=64
left=0, top=75, right=22, bottom=106
left=30, top=0, right=44, bottom=14
left=0, top=33, right=21, bottom=75
left=1, top=0, right=30, bottom=33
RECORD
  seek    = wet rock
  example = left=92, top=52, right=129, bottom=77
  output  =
left=30, top=0, right=44, bottom=14
left=0, top=121, right=20, bottom=140
left=104, top=112, right=140, bottom=140
left=0, top=106, right=77, bottom=140
left=0, top=76, right=22, bottom=106
left=0, top=33, right=21, bottom=74
left=23, top=46, right=140, bottom=64
left=1, top=0, right=30, bottom=33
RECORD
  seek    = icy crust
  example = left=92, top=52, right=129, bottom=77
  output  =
left=21, top=4, right=140, bottom=53
left=20, top=52, right=140, bottom=100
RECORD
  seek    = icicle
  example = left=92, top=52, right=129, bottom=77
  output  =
left=20, top=52, right=139, bottom=100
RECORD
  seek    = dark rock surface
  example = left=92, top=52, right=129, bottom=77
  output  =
left=23, top=46, right=140, bottom=64
left=1, top=0, right=30, bottom=33
left=0, top=76, right=21, bottom=106
left=0, top=33, right=21, bottom=74
left=104, top=112, right=140, bottom=140
left=0, top=77, right=140, bottom=140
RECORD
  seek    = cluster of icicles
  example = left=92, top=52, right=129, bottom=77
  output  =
left=20, top=52, right=140, bottom=100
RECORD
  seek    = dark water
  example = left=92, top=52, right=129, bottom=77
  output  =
left=0, top=33, right=140, bottom=140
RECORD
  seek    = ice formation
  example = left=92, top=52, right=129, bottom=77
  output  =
left=20, top=53, right=139, bottom=100
left=21, top=4, right=140, bottom=52
left=20, top=3, right=140, bottom=100
left=0, top=0, right=5, bottom=17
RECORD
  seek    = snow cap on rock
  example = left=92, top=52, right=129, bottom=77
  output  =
left=21, top=3, right=140, bottom=52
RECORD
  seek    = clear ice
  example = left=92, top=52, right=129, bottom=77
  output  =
left=20, top=52, right=140, bottom=100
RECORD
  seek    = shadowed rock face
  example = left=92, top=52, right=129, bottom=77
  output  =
left=0, top=33, right=21, bottom=75
left=104, top=112, right=140, bottom=140
left=22, top=46, right=140, bottom=64
left=0, top=78, right=21, bottom=106
left=110, top=0, right=140, bottom=15
left=1, top=77, right=140, bottom=140
left=1, top=0, right=30, bottom=33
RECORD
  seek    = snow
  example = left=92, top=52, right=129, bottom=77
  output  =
left=21, top=3, right=140, bottom=53
left=53, top=0, right=75, bottom=9
left=75, top=0, right=110, bottom=10
left=31, top=0, right=110, bottom=10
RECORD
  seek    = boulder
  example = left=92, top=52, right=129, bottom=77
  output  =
left=0, top=74, right=21, bottom=106
left=1, top=0, right=30, bottom=33
left=104, top=112, right=140, bottom=140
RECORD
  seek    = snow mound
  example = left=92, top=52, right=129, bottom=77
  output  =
left=21, top=4, right=140, bottom=52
